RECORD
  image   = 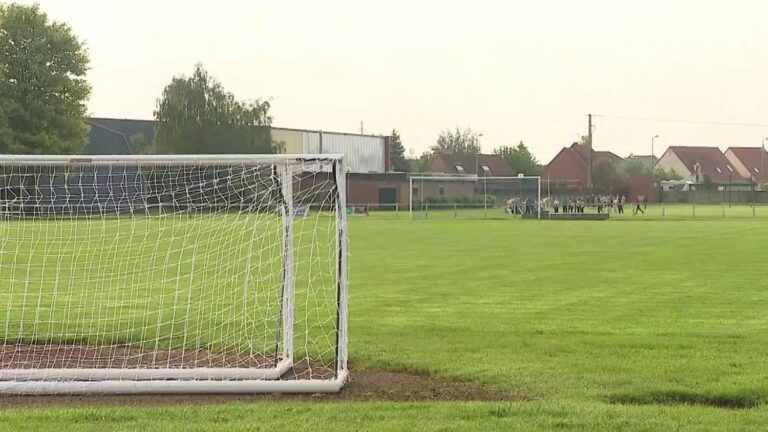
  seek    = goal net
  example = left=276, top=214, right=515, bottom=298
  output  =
left=0, top=154, right=348, bottom=395
left=409, top=175, right=542, bottom=220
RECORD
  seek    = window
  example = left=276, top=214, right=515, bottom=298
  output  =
left=481, top=165, right=491, bottom=175
left=455, top=165, right=465, bottom=173
left=726, top=165, right=734, bottom=172
left=715, top=167, right=722, bottom=173
left=439, top=186, right=445, bottom=196
left=754, top=167, right=761, bottom=173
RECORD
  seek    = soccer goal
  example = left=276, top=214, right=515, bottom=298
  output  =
left=409, top=175, right=542, bottom=220
left=0, top=154, right=348, bottom=395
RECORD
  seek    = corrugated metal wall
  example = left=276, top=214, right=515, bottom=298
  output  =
left=85, top=125, right=133, bottom=155
left=302, top=131, right=385, bottom=173
left=271, top=128, right=303, bottom=154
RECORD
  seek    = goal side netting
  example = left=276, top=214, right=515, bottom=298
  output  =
left=409, top=176, right=542, bottom=220
left=0, top=154, right=348, bottom=394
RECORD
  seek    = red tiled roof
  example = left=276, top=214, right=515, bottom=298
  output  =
left=668, top=146, right=746, bottom=183
left=541, top=144, right=624, bottom=187
left=568, top=143, right=623, bottom=165
left=726, top=147, right=768, bottom=182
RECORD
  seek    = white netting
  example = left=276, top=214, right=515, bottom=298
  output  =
left=409, top=175, right=542, bottom=219
left=0, top=155, right=347, bottom=392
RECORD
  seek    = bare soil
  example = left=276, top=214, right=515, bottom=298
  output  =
left=0, top=344, right=524, bottom=407
left=0, top=369, right=522, bottom=409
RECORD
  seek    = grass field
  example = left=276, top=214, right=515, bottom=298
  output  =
left=2, top=213, right=768, bottom=430
left=405, top=203, right=768, bottom=220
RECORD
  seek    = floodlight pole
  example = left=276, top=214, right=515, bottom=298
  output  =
left=762, top=138, right=767, bottom=189
left=409, top=176, right=413, bottom=220
left=538, top=177, right=542, bottom=220
left=478, top=133, right=486, bottom=218
left=651, top=135, right=659, bottom=170
left=483, top=172, right=487, bottom=219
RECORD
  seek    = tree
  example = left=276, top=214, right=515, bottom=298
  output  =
left=593, top=158, right=626, bottom=192
left=623, top=157, right=649, bottom=176
left=0, top=3, right=91, bottom=154
left=129, top=133, right=154, bottom=155
left=653, top=166, right=682, bottom=181
left=431, top=127, right=480, bottom=157
left=416, top=151, right=433, bottom=173
left=154, top=64, right=275, bottom=154
left=493, top=141, right=540, bottom=176
left=389, top=129, right=409, bottom=172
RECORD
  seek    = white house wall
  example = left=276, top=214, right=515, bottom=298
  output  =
left=724, top=149, right=752, bottom=180
left=302, top=132, right=385, bottom=173
left=656, top=150, right=693, bottom=182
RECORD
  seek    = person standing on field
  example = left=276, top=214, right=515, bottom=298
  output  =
left=634, top=196, right=645, bottom=215
left=619, top=195, right=626, bottom=214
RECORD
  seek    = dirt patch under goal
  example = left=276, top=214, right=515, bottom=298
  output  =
left=0, top=369, right=522, bottom=409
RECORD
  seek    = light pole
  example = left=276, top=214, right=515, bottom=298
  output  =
left=762, top=137, right=767, bottom=187
left=651, top=134, right=659, bottom=170
left=476, top=133, right=483, bottom=174
left=477, top=133, right=486, bottom=217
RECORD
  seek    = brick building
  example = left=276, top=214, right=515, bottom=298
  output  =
left=540, top=143, right=623, bottom=189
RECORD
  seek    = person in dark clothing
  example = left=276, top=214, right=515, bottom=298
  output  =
left=634, top=197, right=645, bottom=215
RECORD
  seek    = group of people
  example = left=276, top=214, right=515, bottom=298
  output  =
left=551, top=195, right=648, bottom=215
left=504, top=198, right=540, bottom=216
left=552, top=197, right=588, bottom=213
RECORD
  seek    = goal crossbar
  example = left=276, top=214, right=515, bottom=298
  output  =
left=0, top=154, right=344, bottom=166
left=409, top=175, right=542, bottom=220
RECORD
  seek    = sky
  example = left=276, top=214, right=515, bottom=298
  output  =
left=16, top=0, right=768, bottom=162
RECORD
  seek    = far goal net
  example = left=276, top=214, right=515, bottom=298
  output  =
left=409, top=175, right=542, bottom=220
left=0, top=154, right=348, bottom=395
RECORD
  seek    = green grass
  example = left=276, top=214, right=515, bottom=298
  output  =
left=402, top=203, right=768, bottom=220
left=3, top=215, right=768, bottom=430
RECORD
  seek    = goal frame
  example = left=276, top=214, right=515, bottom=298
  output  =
left=409, top=175, right=542, bottom=220
left=0, top=154, right=349, bottom=395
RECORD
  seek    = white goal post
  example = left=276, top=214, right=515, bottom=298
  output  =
left=409, top=175, right=542, bottom=220
left=0, top=154, right=348, bottom=395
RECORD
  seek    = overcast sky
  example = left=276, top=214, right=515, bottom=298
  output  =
left=18, top=0, right=768, bottom=162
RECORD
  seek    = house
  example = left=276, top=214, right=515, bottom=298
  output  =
left=656, top=146, right=747, bottom=184
left=540, top=143, right=623, bottom=189
left=724, top=147, right=768, bottom=183
left=424, top=154, right=514, bottom=177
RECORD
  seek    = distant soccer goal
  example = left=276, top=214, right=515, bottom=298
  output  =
left=409, top=175, right=542, bottom=220
left=0, top=154, right=348, bottom=395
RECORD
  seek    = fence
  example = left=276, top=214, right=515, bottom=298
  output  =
left=348, top=202, right=768, bottom=220
left=662, top=189, right=768, bottom=205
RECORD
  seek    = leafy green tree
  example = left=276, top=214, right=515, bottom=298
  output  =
left=431, top=127, right=480, bottom=157
left=493, top=141, right=540, bottom=175
left=154, top=64, right=275, bottom=154
left=389, top=129, right=409, bottom=172
left=416, top=151, right=433, bottom=173
left=653, top=166, right=683, bottom=181
left=623, top=157, right=649, bottom=176
left=0, top=3, right=91, bottom=154
left=593, top=158, right=626, bottom=192
left=129, top=133, right=154, bottom=154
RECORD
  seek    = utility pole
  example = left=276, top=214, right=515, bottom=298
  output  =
left=587, top=114, right=593, bottom=190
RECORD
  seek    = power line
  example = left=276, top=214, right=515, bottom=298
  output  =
left=601, top=115, right=768, bottom=128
